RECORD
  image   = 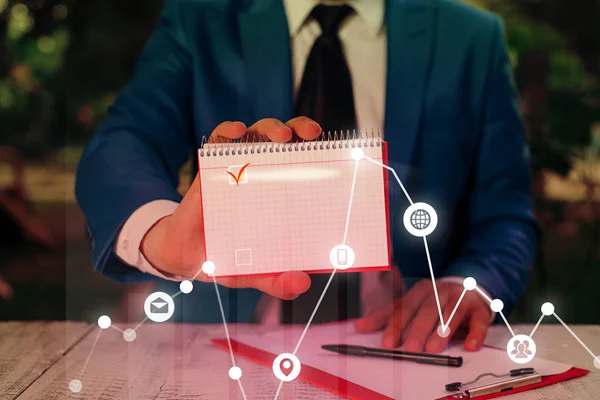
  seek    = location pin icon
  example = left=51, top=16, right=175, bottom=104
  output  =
left=280, top=358, right=293, bottom=377
left=273, top=353, right=300, bottom=382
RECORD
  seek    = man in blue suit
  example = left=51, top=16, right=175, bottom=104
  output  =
left=76, top=0, right=538, bottom=354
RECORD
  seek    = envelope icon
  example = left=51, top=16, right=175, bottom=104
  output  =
left=150, top=299, right=169, bottom=314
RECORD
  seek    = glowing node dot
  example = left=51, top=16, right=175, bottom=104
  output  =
left=97, top=315, right=111, bottom=329
left=463, top=277, right=477, bottom=291
left=180, top=280, right=193, bottom=294
left=541, top=302, right=555, bottom=316
left=202, top=261, right=215, bottom=275
left=123, top=328, right=136, bottom=342
left=594, top=356, right=600, bottom=370
left=350, top=147, right=364, bottom=161
left=69, top=379, right=82, bottom=393
left=490, top=299, right=504, bottom=313
left=437, top=325, right=451, bottom=338
left=229, top=366, right=242, bottom=380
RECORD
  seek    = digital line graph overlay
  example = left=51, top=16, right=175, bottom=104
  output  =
left=69, top=143, right=600, bottom=397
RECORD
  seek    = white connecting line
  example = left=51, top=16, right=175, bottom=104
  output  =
left=71, top=287, right=183, bottom=394
left=211, top=274, right=249, bottom=400
left=206, top=146, right=600, bottom=400
left=362, top=156, right=413, bottom=205
left=291, top=158, right=360, bottom=355
left=441, top=287, right=468, bottom=334
left=422, top=237, right=447, bottom=332
left=79, top=328, right=103, bottom=378
left=529, top=313, right=545, bottom=338
left=365, top=155, right=598, bottom=366
left=72, top=146, right=600, bottom=399
left=422, top=236, right=517, bottom=337
left=273, top=381, right=285, bottom=400
left=274, top=157, right=362, bottom=400
left=474, top=286, right=516, bottom=337
left=528, top=312, right=598, bottom=363
left=365, top=155, right=472, bottom=337
left=363, top=155, right=521, bottom=338
left=553, top=313, right=598, bottom=361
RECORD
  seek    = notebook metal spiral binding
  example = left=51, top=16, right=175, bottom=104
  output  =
left=198, top=129, right=382, bottom=157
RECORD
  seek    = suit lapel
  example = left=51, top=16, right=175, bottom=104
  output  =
left=238, top=0, right=294, bottom=123
left=384, top=0, right=436, bottom=180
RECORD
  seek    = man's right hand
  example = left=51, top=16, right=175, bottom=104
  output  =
left=140, top=117, right=322, bottom=299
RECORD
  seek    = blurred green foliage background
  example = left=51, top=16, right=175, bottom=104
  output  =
left=1, top=0, right=599, bottom=162
left=0, top=0, right=599, bottom=323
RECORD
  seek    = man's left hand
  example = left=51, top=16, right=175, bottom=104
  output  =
left=354, top=280, right=491, bottom=353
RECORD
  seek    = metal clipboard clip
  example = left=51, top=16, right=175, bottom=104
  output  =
left=445, top=368, right=542, bottom=399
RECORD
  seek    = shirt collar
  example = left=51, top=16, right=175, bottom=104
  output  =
left=283, top=0, right=385, bottom=37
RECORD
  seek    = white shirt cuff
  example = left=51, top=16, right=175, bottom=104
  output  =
left=438, top=276, right=497, bottom=323
left=114, top=199, right=184, bottom=281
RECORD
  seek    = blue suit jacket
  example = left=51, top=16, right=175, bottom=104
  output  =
left=76, top=0, right=538, bottom=323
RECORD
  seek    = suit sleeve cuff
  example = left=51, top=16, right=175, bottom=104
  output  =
left=438, top=276, right=497, bottom=323
left=114, top=199, right=185, bottom=281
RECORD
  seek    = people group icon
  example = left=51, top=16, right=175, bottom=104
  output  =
left=511, top=339, right=533, bottom=359
left=507, top=334, right=537, bottom=364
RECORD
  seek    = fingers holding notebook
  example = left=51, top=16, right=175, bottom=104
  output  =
left=215, top=271, right=312, bottom=301
left=139, top=118, right=325, bottom=300
left=284, top=117, right=322, bottom=140
left=139, top=172, right=312, bottom=300
left=210, top=118, right=321, bottom=143
left=210, top=121, right=247, bottom=141
left=247, top=118, right=293, bottom=142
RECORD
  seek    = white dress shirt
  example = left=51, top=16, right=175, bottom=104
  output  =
left=115, top=0, right=490, bottom=323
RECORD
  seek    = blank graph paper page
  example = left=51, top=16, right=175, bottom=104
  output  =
left=198, top=137, right=390, bottom=277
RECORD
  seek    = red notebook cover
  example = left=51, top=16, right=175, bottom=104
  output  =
left=211, top=338, right=589, bottom=400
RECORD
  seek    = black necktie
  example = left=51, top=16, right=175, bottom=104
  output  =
left=282, top=4, right=360, bottom=324
left=295, top=4, right=357, bottom=133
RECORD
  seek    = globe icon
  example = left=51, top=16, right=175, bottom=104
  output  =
left=410, top=209, right=431, bottom=230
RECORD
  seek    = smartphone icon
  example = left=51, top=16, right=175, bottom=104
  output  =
left=337, top=249, right=347, bottom=266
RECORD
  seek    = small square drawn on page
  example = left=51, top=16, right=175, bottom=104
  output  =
left=235, top=249, right=253, bottom=266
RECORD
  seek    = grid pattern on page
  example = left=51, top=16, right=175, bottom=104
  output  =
left=198, top=140, right=389, bottom=277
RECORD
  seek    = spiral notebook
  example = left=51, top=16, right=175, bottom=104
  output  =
left=197, top=133, right=391, bottom=277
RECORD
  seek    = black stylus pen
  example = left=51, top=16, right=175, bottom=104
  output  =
left=321, top=344, right=463, bottom=368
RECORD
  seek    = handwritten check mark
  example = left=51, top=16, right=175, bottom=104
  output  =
left=227, top=163, right=250, bottom=185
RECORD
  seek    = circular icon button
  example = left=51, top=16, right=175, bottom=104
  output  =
left=403, top=202, right=438, bottom=237
left=507, top=334, right=536, bottom=364
left=272, top=353, right=301, bottom=382
left=144, top=291, right=175, bottom=323
left=329, top=244, right=355, bottom=270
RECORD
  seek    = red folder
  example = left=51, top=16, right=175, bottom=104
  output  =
left=211, top=338, right=589, bottom=400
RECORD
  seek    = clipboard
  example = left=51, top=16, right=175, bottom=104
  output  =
left=438, top=366, right=589, bottom=400
left=211, top=338, right=590, bottom=400
left=444, top=368, right=543, bottom=398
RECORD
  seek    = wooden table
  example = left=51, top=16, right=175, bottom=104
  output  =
left=1, top=322, right=599, bottom=399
